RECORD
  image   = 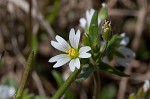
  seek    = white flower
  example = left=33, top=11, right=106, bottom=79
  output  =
left=143, top=80, right=150, bottom=92
left=0, top=85, right=15, bottom=99
left=79, top=9, right=101, bottom=29
left=114, top=47, right=135, bottom=67
left=48, top=28, right=91, bottom=72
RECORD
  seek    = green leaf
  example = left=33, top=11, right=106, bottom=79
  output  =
left=16, top=51, right=34, bottom=99
left=89, top=11, right=100, bottom=47
left=76, top=65, right=97, bottom=82
left=107, top=35, right=119, bottom=50
left=99, top=62, right=129, bottom=77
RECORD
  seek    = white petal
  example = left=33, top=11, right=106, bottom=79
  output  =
left=86, top=9, right=95, bottom=26
left=86, top=10, right=90, bottom=26
left=53, top=56, right=71, bottom=68
left=74, top=58, right=80, bottom=69
left=79, top=18, right=87, bottom=28
left=69, top=58, right=80, bottom=71
left=55, top=35, right=70, bottom=50
left=51, top=41, right=67, bottom=52
left=48, top=54, right=69, bottom=62
left=79, top=53, right=91, bottom=58
left=79, top=46, right=91, bottom=53
left=74, top=29, right=81, bottom=49
left=69, top=60, right=76, bottom=72
left=69, top=28, right=76, bottom=48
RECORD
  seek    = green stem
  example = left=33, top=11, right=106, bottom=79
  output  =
left=15, top=51, right=34, bottom=99
left=101, top=41, right=108, bottom=57
left=94, top=70, right=100, bottom=99
left=52, top=68, right=81, bottom=99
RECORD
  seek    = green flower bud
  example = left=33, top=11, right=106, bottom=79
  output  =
left=102, top=20, right=112, bottom=41
left=99, top=3, right=108, bottom=20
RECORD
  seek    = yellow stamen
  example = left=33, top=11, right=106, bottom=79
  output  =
left=66, top=47, right=78, bottom=58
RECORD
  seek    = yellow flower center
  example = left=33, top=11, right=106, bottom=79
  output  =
left=66, top=47, right=79, bottom=58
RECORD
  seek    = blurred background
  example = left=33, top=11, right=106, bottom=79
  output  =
left=0, top=0, right=150, bottom=99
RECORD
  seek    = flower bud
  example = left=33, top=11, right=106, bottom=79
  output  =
left=99, top=3, right=107, bottom=20
left=102, top=20, right=112, bottom=41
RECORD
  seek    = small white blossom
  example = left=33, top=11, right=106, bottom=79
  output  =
left=79, top=9, right=101, bottom=29
left=143, top=80, right=150, bottom=92
left=0, top=85, right=15, bottom=99
left=48, top=28, right=91, bottom=72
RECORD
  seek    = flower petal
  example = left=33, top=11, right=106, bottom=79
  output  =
left=86, top=9, right=95, bottom=26
left=55, top=35, right=70, bottom=50
left=74, top=58, right=80, bottom=69
left=79, top=46, right=91, bottom=53
left=79, top=53, right=91, bottom=58
left=69, top=28, right=76, bottom=48
left=51, top=41, right=67, bottom=52
left=69, top=58, right=80, bottom=71
left=79, top=18, right=87, bottom=28
left=53, top=56, right=71, bottom=68
left=69, top=60, right=76, bottom=72
left=74, top=29, right=81, bottom=49
left=48, top=54, right=69, bottom=62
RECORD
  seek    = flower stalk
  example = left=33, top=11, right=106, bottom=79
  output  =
left=52, top=68, right=81, bottom=99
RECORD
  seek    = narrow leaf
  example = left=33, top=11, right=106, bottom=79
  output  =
left=16, top=51, right=34, bottom=99
left=99, top=62, right=129, bottom=77
left=89, top=11, right=100, bottom=47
